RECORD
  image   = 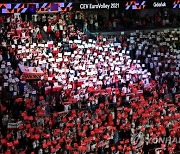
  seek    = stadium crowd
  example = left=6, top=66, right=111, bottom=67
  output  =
left=1, top=9, right=179, bottom=34
left=31, top=9, right=180, bottom=32
left=0, top=11, right=180, bottom=154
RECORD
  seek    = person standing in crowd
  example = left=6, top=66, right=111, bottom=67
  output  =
left=83, top=19, right=88, bottom=33
left=94, top=20, right=99, bottom=31
left=89, top=16, right=94, bottom=31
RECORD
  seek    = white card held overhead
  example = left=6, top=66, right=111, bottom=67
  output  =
left=56, top=58, right=63, bottom=62
left=4, top=82, right=8, bottom=86
left=18, top=45, right=22, bottom=49
left=121, top=32, right=124, bottom=35
left=88, top=39, right=93, bottom=43
left=69, top=40, right=73, bottom=44
left=64, top=52, right=71, bottom=56
left=58, top=53, right=62, bottom=57
left=103, top=38, right=106, bottom=41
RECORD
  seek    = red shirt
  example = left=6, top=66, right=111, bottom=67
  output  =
left=47, top=25, right=52, bottom=33
left=56, top=31, right=60, bottom=38
left=0, top=16, right=3, bottom=23
left=37, top=33, right=42, bottom=39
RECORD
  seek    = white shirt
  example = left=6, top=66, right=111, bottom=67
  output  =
left=90, top=19, right=93, bottom=24
left=91, top=144, right=96, bottom=151
left=113, top=21, right=116, bottom=28
left=122, top=87, right=127, bottom=93
left=94, top=14, right=97, bottom=20
left=42, top=15, right=46, bottom=22
left=22, top=32, right=25, bottom=37
left=113, top=95, right=116, bottom=103
left=33, top=14, right=38, bottom=22
left=85, top=93, right=88, bottom=99
left=36, top=27, right=40, bottom=33
left=0, top=55, right=2, bottom=62
left=33, top=142, right=37, bottom=149
left=64, top=104, right=70, bottom=111
left=43, top=26, right=47, bottom=32
left=95, top=22, right=98, bottom=27
left=84, top=22, right=88, bottom=27
left=60, top=25, right=63, bottom=31
left=38, top=149, right=43, bottom=154
left=7, top=17, right=10, bottom=23
left=51, top=25, right=55, bottom=31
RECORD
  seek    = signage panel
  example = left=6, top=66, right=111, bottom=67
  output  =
left=78, top=3, right=121, bottom=10
left=125, top=1, right=146, bottom=10
left=0, top=2, right=73, bottom=13
left=173, top=0, right=180, bottom=8
left=145, top=1, right=174, bottom=8
left=153, top=2, right=167, bottom=7
left=0, top=1, right=179, bottom=14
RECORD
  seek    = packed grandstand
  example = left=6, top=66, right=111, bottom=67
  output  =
left=0, top=1, right=180, bottom=154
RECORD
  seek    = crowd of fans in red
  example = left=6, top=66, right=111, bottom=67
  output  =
left=0, top=12, right=179, bottom=154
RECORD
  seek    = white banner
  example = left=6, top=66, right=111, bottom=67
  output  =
left=18, top=64, right=44, bottom=74
left=8, top=121, right=22, bottom=129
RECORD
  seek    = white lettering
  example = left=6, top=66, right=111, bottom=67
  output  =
left=158, top=137, right=166, bottom=144
left=172, top=138, right=178, bottom=144
left=84, top=3, right=111, bottom=9
left=153, top=2, right=166, bottom=7
left=152, top=138, right=158, bottom=144
left=80, top=4, right=89, bottom=9
left=165, top=137, right=172, bottom=144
